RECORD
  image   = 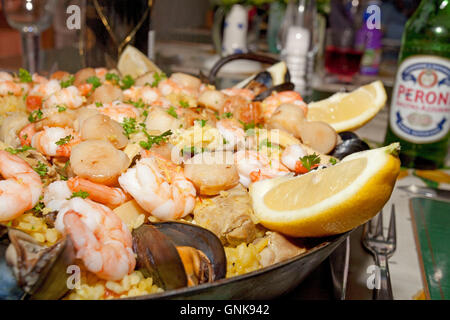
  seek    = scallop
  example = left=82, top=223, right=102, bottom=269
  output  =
left=87, top=83, right=123, bottom=104
left=70, top=140, right=130, bottom=185
left=80, top=114, right=128, bottom=149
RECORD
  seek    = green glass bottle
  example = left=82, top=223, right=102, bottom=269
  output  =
left=384, top=0, right=450, bottom=169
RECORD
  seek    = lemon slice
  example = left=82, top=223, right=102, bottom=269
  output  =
left=117, top=45, right=162, bottom=79
left=249, top=143, right=400, bottom=237
left=307, top=80, right=387, bottom=132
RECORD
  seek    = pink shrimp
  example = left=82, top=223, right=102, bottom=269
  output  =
left=19, top=123, right=38, bottom=146
left=0, top=80, right=25, bottom=96
left=216, top=118, right=246, bottom=150
left=123, top=86, right=169, bottom=107
left=221, top=88, right=255, bottom=101
left=234, top=150, right=290, bottom=188
left=67, top=177, right=129, bottom=208
left=118, top=153, right=196, bottom=221
left=95, top=101, right=140, bottom=123
left=262, top=91, right=308, bottom=119
left=43, top=86, right=84, bottom=109
left=281, top=144, right=309, bottom=172
left=54, top=197, right=136, bottom=281
left=31, top=127, right=81, bottom=158
left=0, top=150, right=43, bottom=221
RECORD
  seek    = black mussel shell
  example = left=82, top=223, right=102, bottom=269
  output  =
left=253, top=82, right=296, bottom=102
left=1, top=227, right=76, bottom=300
left=132, top=224, right=187, bottom=290
left=153, top=221, right=227, bottom=282
left=253, top=71, right=273, bottom=88
left=332, top=138, right=371, bottom=160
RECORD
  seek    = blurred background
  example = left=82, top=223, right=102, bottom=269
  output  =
left=0, top=0, right=421, bottom=99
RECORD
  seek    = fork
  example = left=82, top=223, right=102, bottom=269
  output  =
left=361, top=205, right=396, bottom=300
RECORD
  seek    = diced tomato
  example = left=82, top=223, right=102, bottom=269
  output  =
left=26, top=95, right=43, bottom=112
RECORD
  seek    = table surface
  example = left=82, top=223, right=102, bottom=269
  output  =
left=1, top=41, right=448, bottom=300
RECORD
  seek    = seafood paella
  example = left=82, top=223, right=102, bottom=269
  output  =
left=0, top=59, right=399, bottom=300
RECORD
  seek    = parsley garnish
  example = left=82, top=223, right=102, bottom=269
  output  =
left=55, top=135, right=73, bottom=146
left=195, top=119, right=207, bottom=127
left=105, top=72, right=120, bottom=85
left=167, top=106, right=178, bottom=118
left=70, top=191, right=90, bottom=199
left=60, top=75, right=75, bottom=88
left=222, top=112, right=233, bottom=119
left=19, top=68, right=32, bottom=83
left=259, top=138, right=280, bottom=150
left=28, top=109, right=43, bottom=122
left=139, top=130, right=172, bottom=150
left=120, top=75, right=135, bottom=90
left=330, top=157, right=338, bottom=165
left=95, top=102, right=103, bottom=107
left=122, top=117, right=138, bottom=138
left=57, top=105, right=67, bottom=112
left=299, top=153, right=321, bottom=171
left=5, top=145, right=34, bottom=154
left=239, top=120, right=263, bottom=131
left=125, top=99, right=147, bottom=109
left=33, top=201, right=44, bottom=214
left=34, top=161, right=48, bottom=177
left=86, top=76, right=101, bottom=89
left=151, top=72, right=167, bottom=87
left=179, top=100, right=190, bottom=108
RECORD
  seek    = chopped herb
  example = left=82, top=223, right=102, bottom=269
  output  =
left=60, top=75, right=75, bottom=88
left=330, top=157, right=338, bottom=165
left=5, top=145, right=34, bottom=154
left=125, top=99, right=147, bottom=109
left=122, top=117, right=138, bottom=138
left=179, top=100, right=190, bottom=108
left=95, top=102, right=103, bottom=107
left=70, top=191, right=90, bottom=199
left=33, top=201, right=44, bottom=214
left=23, top=92, right=28, bottom=101
left=57, top=105, right=67, bottom=112
left=142, top=110, right=148, bottom=118
left=34, top=161, right=48, bottom=177
left=299, top=153, right=321, bottom=171
left=214, top=111, right=220, bottom=120
left=195, top=119, right=207, bottom=127
left=6, top=221, right=12, bottom=227
left=223, top=138, right=228, bottom=145
left=239, top=120, right=262, bottom=131
left=55, top=135, right=73, bottom=146
left=167, top=106, right=178, bottom=118
left=139, top=122, right=146, bottom=129
left=120, top=75, right=135, bottom=90
left=86, top=76, right=101, bottom=89
left=222, top=112, right=233, bottom=119
left=259, top=138, right=280, bottom=150
left=19, top=68, right=32, bottom=83
left=59, top=174, right=68, bottom=181
left=28, top=109, right=43, bottom=123
left=7, top=91, right=13, bottom=95
left=181, top=146, right=205, bottom=156
left=151, top=72, right=167, bottom=87
left=139, top=130, right=172, bottom=150
left=105, top=72, right=120, bottom=84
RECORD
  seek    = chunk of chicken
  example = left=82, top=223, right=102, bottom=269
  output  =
left=193, top=184, right=258, bottom=246
left=258, top=232, right=307, bottom=268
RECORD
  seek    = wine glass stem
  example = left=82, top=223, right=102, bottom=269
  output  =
left=21, top=32, right=41, bottom=74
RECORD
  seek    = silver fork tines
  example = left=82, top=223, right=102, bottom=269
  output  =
left=362, top=204, right=396, bottom=300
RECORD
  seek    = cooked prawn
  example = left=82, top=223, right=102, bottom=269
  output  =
left=43, top=86, right=84, bottom=109
left=29, top=79, right=61, bottom=99
left=54, top=197, right=136, bottom=281
left=234, top=150, right=289, bottom=187
left=94, top=101, right=139, bottom=123
left=118, top=153, right=196, bottom=220
left=262, top=91, right=307, bottom=119
left=0, top=80, right=25, bottom=96
left=0, top=71, right=13, bottom=81
left=31, top=126, right=81, bottom=157
left=281, top=144, right=308, bottom=172
left=0, top=150, right=43, bottom=221
left=123, top=86, right=169, bottom=107
left=221, top=88, right=255, bottom=101
left=216, top=119, right=246, bottom=150
left=67, top=177, right=129, bottom=208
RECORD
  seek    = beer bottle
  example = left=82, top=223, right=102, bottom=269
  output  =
left=384, top=0, right=450, bottom=169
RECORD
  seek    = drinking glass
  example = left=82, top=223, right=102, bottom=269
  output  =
left=1, top=0, right=57, bottom=73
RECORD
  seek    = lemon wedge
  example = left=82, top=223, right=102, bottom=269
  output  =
left=249, top=143, right=400, bottom=237
left=117, top=45, right=162, bottom=79
left=307, top=80, right=387, bottom=132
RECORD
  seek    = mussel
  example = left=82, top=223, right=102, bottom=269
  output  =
left=0, top=225, right=75, bottom=300
left=132, top=222, right=226, bottom=290
left=331, top=132, right=371, bottom=160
